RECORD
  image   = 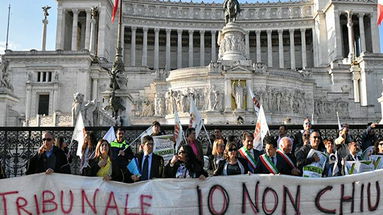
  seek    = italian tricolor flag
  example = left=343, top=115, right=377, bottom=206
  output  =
left=111, top=0, right=119, bottom=23
left=378, top=0, right=383, bottom=25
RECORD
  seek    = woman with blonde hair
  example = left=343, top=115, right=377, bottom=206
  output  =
left=84, top=139, right=124, bottom=181
left=209, top=139, right=225, bottom=172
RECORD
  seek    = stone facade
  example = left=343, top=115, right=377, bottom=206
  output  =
left=0, top=0, right=383, bottom=126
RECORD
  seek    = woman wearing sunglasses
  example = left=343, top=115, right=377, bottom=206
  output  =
left=164, top=145, right=207, bottom=179
left=213, top=142, right=249, bottom=176
left=84, top=139, right=124, bottom=182
left=373, top=139, right=383, bottom=155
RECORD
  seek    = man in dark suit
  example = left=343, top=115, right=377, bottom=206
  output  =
left=238, top=132, right=263, bottom=173
left=293, top=118, right=312, bottom=153
left=279, top=137, right=301, bottom=176
left=26, top=131, right=70, bottom=175
left=255, top=136, right=290, bottom=175
left=131, top=135, right=164, bottom=182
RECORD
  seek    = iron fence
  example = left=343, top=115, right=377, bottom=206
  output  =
left=0, top=124, right=382, bottom=178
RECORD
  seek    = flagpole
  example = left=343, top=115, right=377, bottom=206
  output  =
left=202, top=123, right=212, bottom=149
left=5, top=4, right=11, bottom=51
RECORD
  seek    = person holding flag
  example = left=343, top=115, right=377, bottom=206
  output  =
left=255, top=136, right=291, bottom=175
left=238, top=132, right=262, bottom=173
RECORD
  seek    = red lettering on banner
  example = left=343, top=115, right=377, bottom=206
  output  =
left=124, top=194, right=139, bottom=215
left=339, top=183, right=355, bottom=215
left=315, top=186, right=336, bottom=214
left=262, top=187, right=278, bottom=215
left=60, top=190, right=74, bottom=214
left=140, top=194, right=152, bottom=215
left=241, top=182, right=259, bottom=214
left=282, top=185, right=300, bottom=215
left=367, top=181, right=380, bottom=211
left=33, top=194, right=41, bottom=215
left=105, top=192, right=120, bottom=215
left=81, top=188, right=99, bottom=214
left=196, top=186, right=203, bottom=215
left=0, top=191, right=18, bottom=215
left=360, top=183, right=364, bottom=212
left=42, top=190, right=58, bottom=213
left=16, top=197, right=32, bottom=215
left=208, top=185, right=229, bottom=215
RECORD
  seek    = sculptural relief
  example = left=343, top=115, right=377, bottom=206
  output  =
left=84, top=99, right=97, bottom=126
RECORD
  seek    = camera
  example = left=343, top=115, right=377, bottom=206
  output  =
left=328, top=153, right=337, bottom=164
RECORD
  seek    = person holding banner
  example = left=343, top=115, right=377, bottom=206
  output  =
left=130, top=136, right=164, bottom=182
left=295, top=131, right=321, bottom=172
left=85, top=139, right=124, bottom=181
left=255, top=136, right=290, bottom=175
left=361, top=123, right=378, bottom=151
left=213, top=143, right=248, bottom=176
left=26, top=131, right=71, bottom=175
left=164, top=145, right=207, bottom=179
left=238, top=132, right=262, bottom=173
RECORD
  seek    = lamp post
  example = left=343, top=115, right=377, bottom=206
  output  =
left=108, top=0, right=126, bottom=125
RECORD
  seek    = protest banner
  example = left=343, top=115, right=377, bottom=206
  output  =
left=1, top=171, right=383, bottom=214
left=153, top=135, right=174, bottom=162
left=345, top=160, right=375, bottom=175
left=370, top=155, right=383, bottom=169
left=302, top=149, right=327, bottom=178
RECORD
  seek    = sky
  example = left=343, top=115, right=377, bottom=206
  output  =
left=1, top=0, right=383, bottom=54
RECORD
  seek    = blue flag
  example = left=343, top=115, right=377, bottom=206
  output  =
left=127, top=158, right=141, bottom=176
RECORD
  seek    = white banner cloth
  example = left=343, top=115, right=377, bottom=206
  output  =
left=1, top=171, right=383, bottom=214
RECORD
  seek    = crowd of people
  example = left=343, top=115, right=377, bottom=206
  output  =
left=1, top=119, right=381, bottom=181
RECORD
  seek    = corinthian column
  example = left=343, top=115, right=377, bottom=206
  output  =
left=189, top=30, right=194, bottom=67
left=211, top=30, right=217, bottom=62
left=166, top=29, right=171, bottom=71
left=154, top=28, right=160, bottom=70
left=300, top=28, right=307, bottom=69
left=289, top=29, right=296, bottom=70
left=346, top=10, right=355, bottom=61
left=267, top=30, right=273, bottom=67
left=71, top=9, right=79, bottom=51
left=142, top=27, right=148, bottom=66
left=200, top=30, right=205, bottom=66
left=177, top=29, right=183, bottom=68
left=256, top=30, right=261, bottom=63
left=131, top=26, right=137, bottom=66
left=278, top=29, right=284, bottom=68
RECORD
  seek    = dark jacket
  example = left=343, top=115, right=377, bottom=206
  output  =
left=85, top=156, right=125, bottom=182
left=238, top=148, right=263, bottom=173
left=255, top=153, right=291, bottom=175
left=134, top=152, right=164, bottom=180
left=0, top=161, right=5, bottom=179
left=213, top=157, right=249, bottom=176
left=181, top=140, right=204, bottom=166
left=360, top=126, right=377, bottom=151
left=164, top=160, right=208, bottom=178
left=295, top=144, right=317, bottom=171
left=26, top=146, right=71, bottom=175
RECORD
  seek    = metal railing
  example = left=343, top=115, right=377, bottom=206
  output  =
left=1, top=124, right=382, bottom=177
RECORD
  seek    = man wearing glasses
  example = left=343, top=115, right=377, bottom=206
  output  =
left=26, top=131, right=70, bottom=175
left=131, top=136, right=164, bottom=182
left=295, top=130, right=321, bottom=172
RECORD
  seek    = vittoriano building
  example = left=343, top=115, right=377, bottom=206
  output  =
left=0, top=0, right=383, bottom=126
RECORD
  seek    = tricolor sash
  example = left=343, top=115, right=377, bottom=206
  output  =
left=238, top=147, right=257, bottom=170
left=259, top=154, right=279, bottom=174
left=277, top=149, right=295, bottom=169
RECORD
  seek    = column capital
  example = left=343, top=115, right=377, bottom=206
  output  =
left=199, top=30, right=205, bottom=35
left=289, top=29, right=295, bottom=34
left=166, top=28, right=172, bottom=34
left=266, top=29, right=272, bottom=34
left=211, top=30, right=217, bottom=34
left=131, top=26, right=137, bottom=31
left=85, top=9, right=91, bottom=14
left=358, top=13, right=365, bottom=18
left=154, top=27, right=160, bottom=33
left=72, top=9, right=79, bottom=15
left=255, top=30, right=261, bottom=34
left=188, top=29, right=194, bottom=34
left=300, top=28, right=306, bottom=33
left=143, top=27, right=148, bottom=32
left=177, top=29, right=183, bottom=34
left=278, top=29, right=284, bottom=34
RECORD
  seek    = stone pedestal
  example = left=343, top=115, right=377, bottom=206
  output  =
left=101, top=89, right=133, bottom=126
left=0, top=89, right=19, bottom=126
left=218, top=23, right=246, bottom=61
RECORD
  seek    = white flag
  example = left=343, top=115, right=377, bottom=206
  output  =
left=189, top=97, right=203, bottom=137
left=139, top=126, right=153, bottom=143
left=253, top=105, right=269, bottom=151
left=72, top=112, right=85, bottom=157
left=247, top=86, right=260, bottom=115
left=174, top=110, right=184, bottom=151
left=103, top=126, right=116, bottom=143
left=336, top=112, right=342, bottom=131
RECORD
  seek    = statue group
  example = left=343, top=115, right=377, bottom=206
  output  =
left=223, top=0, right=240, bottom=24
